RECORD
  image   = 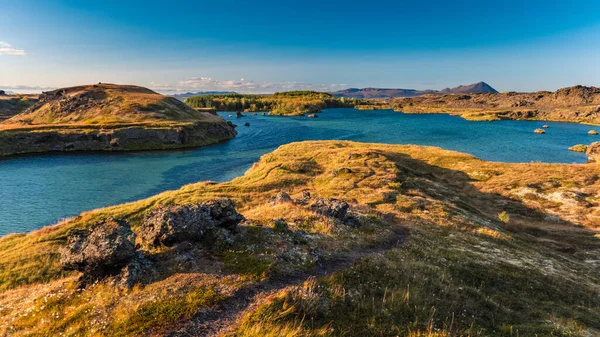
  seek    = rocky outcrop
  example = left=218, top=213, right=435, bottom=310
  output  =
left=139, top=199, right=244, bottom=247
left=60, top=199, right=245, bottom=287
left=0, top=121, right=237, bottom=156
left=310, top=198, right=359, bottom=227
left=587, top=142, right=600, bottom=162
left=534, top=128, right=546, bottom=134
left=60, top=219, right=137, bottom=285
left=269, top=192, right=293, bottom=205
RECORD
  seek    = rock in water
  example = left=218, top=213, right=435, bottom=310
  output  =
left=534, top=128, right=546, bottom=134
left=236, top=111, right=245, bottom=118
left=307, top=113, right=318, bottom=118
left=139, top=199, right=244, bottom=247
left=569, top=144, right=588, bottom=152
left=244, top=122, right=250, bottom=126
left=60, top=219, right=136, bottom=283
left=586, top=142, right=600, bottom=162
left=542, top=125, right=549, bottom=128
left=589, top=130, right=598, bottom=135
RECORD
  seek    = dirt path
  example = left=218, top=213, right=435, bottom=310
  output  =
left=166, top=226, right=407, bottom=337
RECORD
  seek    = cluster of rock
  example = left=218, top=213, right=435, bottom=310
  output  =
left=60, top=199, right=244, bottom=287
left=269, top=191, right=359, bottom=227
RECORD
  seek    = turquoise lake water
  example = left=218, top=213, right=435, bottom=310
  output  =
left=0, top=108, right=597, bottom=236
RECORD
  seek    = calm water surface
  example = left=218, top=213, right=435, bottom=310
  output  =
left=0, top=109, right=596, bottom=236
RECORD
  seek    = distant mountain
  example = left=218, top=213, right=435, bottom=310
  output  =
left=171, top=91, right=238, bottom=100
left=331, top=82, right=498, bottom=98
left=331, top=88, right=438, bottom=99
left=440, top=81, right=498, bottom=94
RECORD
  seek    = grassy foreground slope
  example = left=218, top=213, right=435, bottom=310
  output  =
left=0, top=141, right=599, bottom=336
left=380, top=85, right=600, bottom=123
left=0, top=84, right=237, bottom=156
left=185, top=91, right=360, bottom=116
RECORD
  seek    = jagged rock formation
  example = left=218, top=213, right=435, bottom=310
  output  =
left=60, top=219, right=137, bottom=285
left=139, top=199, right=244, bottom=247
left=393, top=85, right=600, bottom=123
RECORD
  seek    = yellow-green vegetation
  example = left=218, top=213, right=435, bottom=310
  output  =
left=569, top=144, right=588, bottom=152
left=387, top=86, right=600, bottom=124
left=1, top=141, right=599, bottom=336
left=184, top=91, right=360, bottom=116
left=355, top=104, right=393, bottom=110
left=0, top=84, right=237, bottom=156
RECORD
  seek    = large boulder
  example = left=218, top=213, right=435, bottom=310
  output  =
left=60, top=219, right=136, bottom=282
left=139, top=199, right=244, bottom=247
left=311, top=198, right=350, bottom=219
left=587, top=142, right=600, bottom=163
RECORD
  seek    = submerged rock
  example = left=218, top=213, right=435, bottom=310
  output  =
left=60, top=219, right=136, bottom=284
left=244, top=122, right=250, bottom=127
left=139, top=199, right=244, bottom=247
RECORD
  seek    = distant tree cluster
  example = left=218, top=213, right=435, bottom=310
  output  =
left=184, top=91, right=361, bottom=116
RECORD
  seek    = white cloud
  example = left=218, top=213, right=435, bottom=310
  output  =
left=0, top=41, right=26, bottom=56
left=0, top=85, right=55, bottom=94
left=150, top=77, right=350, bottom=94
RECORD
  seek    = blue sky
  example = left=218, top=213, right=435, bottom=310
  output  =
left=1, top=0, right=599, bottom=93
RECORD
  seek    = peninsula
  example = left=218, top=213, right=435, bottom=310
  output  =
left=1, top=141, right=598, bottom=336
left=0, top=84, right=237, bottom=156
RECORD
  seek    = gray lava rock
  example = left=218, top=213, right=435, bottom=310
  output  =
left=269, top=191, right=293, bottom=205
left=272, top=218, right=289, bottom=232
left=295, top=191, right=311, bottom=205
left=60, top=219, right=136, bottom=283
left=310, top=198, right=350, bottom=220
left=310, top=198, right=360, bottom=227
left=139, top=199, right=244, bottom=247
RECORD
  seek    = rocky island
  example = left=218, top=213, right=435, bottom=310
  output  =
left=0, top=84, right=237, bottom=156
left=1, top=140, right=598, bottom=336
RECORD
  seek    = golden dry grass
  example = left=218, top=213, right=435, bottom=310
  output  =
left=1, top=140, right=599, bottom=336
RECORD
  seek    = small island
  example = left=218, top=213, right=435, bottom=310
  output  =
left=184, top=91, right=360, bottom=116
left=0, top=84, right=237, bottom=156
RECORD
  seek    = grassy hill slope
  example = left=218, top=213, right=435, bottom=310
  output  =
left=0, top=141, right=598, bottom=336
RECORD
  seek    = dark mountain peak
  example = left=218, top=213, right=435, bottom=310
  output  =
left=440, top=82, right=498, bottom=94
